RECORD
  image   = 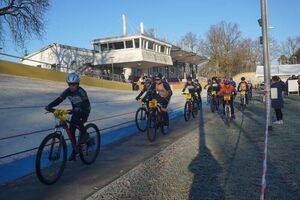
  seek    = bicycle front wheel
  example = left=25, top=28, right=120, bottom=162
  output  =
left=192, top=99, right=199, bottom=118
left=135, top=107, right=147, bottom=132
left=147, top=110, right=157, bottom=142
left=35, top=132, right=67, bottom=185
left=184, top=102, right=191, bottom=121
left=79, top=123, right=101, bottom=165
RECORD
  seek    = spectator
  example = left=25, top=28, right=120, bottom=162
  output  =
left=271, top=76, right=284, bottom=125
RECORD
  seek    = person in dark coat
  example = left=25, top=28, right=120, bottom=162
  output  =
left=271, top=76, right=284, bottom=125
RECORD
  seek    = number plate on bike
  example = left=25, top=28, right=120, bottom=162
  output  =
left=211, top=91, right=216, bottom=95
left=241, top=91, right=246, bottom=95
left=185, top=93, right=192, bottom=99
left=149, top=99, right=158, bottom=108
left=224, top=95, right=231, bottom=101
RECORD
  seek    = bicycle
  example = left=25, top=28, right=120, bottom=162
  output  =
left=240, top=90, right=247, bottom=110
left=210, top=91, right=219, bottom=113
left=135, top=100, right=148, bottom=132
left=182, top=93, right=198, bottom=121
left=35, top=109, right=101, bottom=185
left=146, top=99, right=169, bottom=142
left=223, top=95, right=232, bottom=126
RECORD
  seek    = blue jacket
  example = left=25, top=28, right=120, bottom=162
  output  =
left=271, top=81, right=283, bottom=109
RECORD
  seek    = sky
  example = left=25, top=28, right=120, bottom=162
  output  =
left=1, top=0, right=300, bottom=61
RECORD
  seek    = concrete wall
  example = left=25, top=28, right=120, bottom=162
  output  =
left=0, top=60, right=132, bottom=90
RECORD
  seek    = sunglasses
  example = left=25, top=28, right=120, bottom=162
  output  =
left=68, top=83, right=78, bottom=86
left=155, top=79, right=161, bottom=81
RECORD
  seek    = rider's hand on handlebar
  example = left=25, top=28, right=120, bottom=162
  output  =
left=136, top=96, right=141, bottom=101
left=45, top=106, right=51, bottom=112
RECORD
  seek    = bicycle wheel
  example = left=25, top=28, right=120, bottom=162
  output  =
left=79, top=123, right=101, bottom=165
left=240, top=96, right=246, bottom=110
left=35, top=132, right=67, bottom=185
left=147, top=110, right=157, bottom=142
left=160, top=111, right=169, bottom=135
left=210, top=98, right=215, bottom=113
left=184, top=101, right=191, bottom=121
left=135, top=107, right=147, bottom=132
left=192, top=100, right=198, bottom=118
left=225, top=106, right=231, bottom=126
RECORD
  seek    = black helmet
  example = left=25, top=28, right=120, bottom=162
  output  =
left=194, top=79, right=199, bottom=82
left=241, top=77, right=245, bottom=81
left=154, top=73, right=163, bottom=80
left=187, top=76, right=192, bottom=81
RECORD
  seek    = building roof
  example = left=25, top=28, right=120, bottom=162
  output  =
left=171, top=45, right=207, bottom=65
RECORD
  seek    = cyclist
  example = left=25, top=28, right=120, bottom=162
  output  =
left=149, top=73, right=173, bottom=126
left=182, top=76, right=196, bottom=96
left=237, top=77, right=249, bottom=104
left=135, top=76, right=152, bottom=102
left=230, top=77, right=236, bottom=89
left=247, top=80, right=253, bottom=100
left=45, top=73, right=91, bottom=161
left=211, top=78, right=221, bottom=109
left=218, top=80, right=237, bottom=119
left=204, top=79, right=212, bottom=104
left=194, top=79, right=202, bottom=103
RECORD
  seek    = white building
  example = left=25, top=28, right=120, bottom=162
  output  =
left=21, top=43, right=94, bottom=72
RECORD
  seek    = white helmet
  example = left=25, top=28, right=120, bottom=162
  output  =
left=66, top=73, right=80, bottom=83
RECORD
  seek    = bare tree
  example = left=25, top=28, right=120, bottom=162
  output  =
left=281, top=36, right=300, bottom=57
left=145, top=28, right=156, bottom=38
left=0, top=0, right=50, bottom=48
left=179, top=32, right=199, bottom=53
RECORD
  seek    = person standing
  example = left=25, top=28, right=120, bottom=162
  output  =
left=271, top=76, right=284, bottom=125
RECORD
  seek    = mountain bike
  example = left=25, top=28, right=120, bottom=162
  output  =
left=223, top=95, right=232, bottom=126
left=240, top=90, right=247, bottom=110
left=146, top=99, right=169, bottom=142
left=182, top=92, right=198, bottom=121
left=35, top=109, right=101, bottom=185
left=210, top=91, right=219, bottom=112
left=135, top=100, right=148, bottom=132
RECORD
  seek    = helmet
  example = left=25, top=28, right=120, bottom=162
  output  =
left=224, top=80, right=231, bottom=85
left=187, top=76, right=192, bottom=81
left=208, top=79, right=211, bottom=83
left=241, top=77, right=245, bottom=81
left=66, top=73, right=80, bottom=83
left=143, top=73, right=148, bottom=78
left=154, top=73, right=163, bottom=80
left=194, top=79, right=199, bottom=83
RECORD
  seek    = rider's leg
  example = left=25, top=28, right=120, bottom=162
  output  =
left=71, top=112, right=88, bottom=144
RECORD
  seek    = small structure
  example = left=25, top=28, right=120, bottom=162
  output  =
left=256, top=64, right=300, bottom=82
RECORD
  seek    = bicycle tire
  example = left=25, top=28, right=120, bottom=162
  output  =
left=147, top=110, right=157, bottom=142
left=79, top=123, right=101, bottom=165
left=160, top=111, right=169, bottom=135
left=184, top=101, right=191, bottom=121
left=192, top=99, right=198, bottom=118
left=135, top=107, right=147, bottom=132
left=35, top=132, right=67, bottom=185
left=225, top=105, right=231, bottom=126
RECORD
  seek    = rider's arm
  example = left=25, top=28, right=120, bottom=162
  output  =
left=46, top=89, right=68, bottom=108
left=182, top=83, right=187, bottom=93
left=237, top=83, right=241, bottom=92
left=164, top=82, right=173, bottom=98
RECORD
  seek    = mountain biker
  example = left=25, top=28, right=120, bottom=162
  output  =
left=45, top=73, right=91, bottom=161
left=218, top=79, right=237, bottom=119
left=194, top=79, right=202, bottom=103
left=211, top=78, right=221, bottom=108
left=149, top=73, right=173, bottom=126
left=237, top=77, right=249, bottom=104
left=135, top=77, right=153, bottom=102
left=230, top=77, right=236, bottom=88
left=247, top=80, right=253, bottom=99
left=182, top=76, right=196, bottom=94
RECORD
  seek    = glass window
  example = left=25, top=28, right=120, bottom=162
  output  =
left=134, top=39, right=140, bottom=48
left=101, top=43, right=108, bottom=51
left=94, top=44, right=100, bottom=52
left=160, top=45, right=165, bottom=53
left=125, top=40, right=133, bottom=48
left=108, top=43, right=115, bottom=50
left=114, top=42, right=124, bottom=49
left=148, top=41, right=154, bottom=50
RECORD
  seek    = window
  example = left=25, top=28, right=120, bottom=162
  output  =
left=134, top=39, right=140, bottom=48
left=148, top=41, right=154, bottom=50
left=94, top=44, right=100, bottom=52
left=114, top=42, right=125, bottom=49
left=125, top=40, right=133, bottom=48
left=160, top=45, right=165, bottom=53
left=108, top=42, right=125, bottom=50
left=101, top=43, right=108, bottom=51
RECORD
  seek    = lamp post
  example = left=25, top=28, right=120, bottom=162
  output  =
left=258, top=0, right=272, bottom=130
left=109, top=56, right=114, bottom=80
